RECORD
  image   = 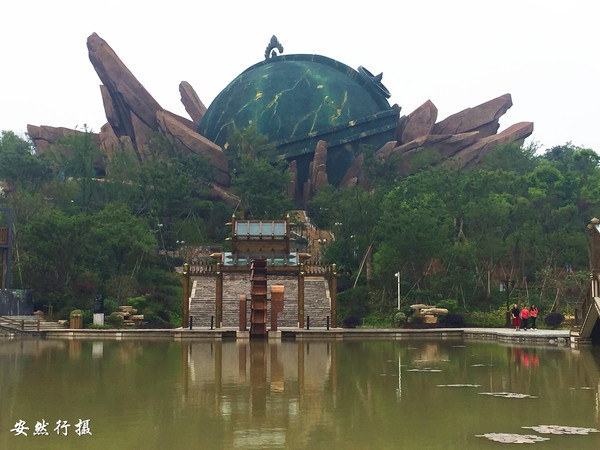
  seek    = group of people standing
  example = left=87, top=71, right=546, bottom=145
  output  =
left=511, top=304, right=538, bottom=330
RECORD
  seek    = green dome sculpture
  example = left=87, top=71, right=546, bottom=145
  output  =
left=198, top=39, right=399, bottom=186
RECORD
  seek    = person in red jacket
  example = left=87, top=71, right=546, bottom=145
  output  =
left=530, top=305, right=538, bottom=330
left=521, top=305, right=530, bottom=330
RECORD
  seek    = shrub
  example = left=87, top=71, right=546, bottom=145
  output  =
left=466, top=308, right=505, bottom=327
left=86, top=324, right=111, bottom=329
left=156, top=310, right=170, bottom=322
left=362, top=313, right=393, bottom=328
left=105, top=312, right=124, bottom=328
left=436, top=299, right=459, bottom=314
left=82, top=309, right=93, bottom=325
left=128, top=295, right=149, bottom=312
left=342, top=315, right=361, bottom=328
left=439, top=313, right=466, bottom=328
left=103, top=298, right=120, bottom=315
left=337, top=286, right=369, bottom=321
left=393, top=312, right=407, bottom=327
left=58, top=306, right=76, bottom=320
left=544, top=312, right=565, bottom=328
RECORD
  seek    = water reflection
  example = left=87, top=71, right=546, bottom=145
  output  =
left=1, top=338, right=600, bottom=448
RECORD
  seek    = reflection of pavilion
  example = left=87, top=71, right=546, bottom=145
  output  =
left=184, top=215, right=338, bottom=330
left=180, top=340, right=334, bottom=444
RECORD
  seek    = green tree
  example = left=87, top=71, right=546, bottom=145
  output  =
left=231, top=156, right=292, bottom=219
left=84, top=202, right=157, bottom=280
left=0, top=130, right=51, bottom=189
left=18, top=208, right=89, bottom=307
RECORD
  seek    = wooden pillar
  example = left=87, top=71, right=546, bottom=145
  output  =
left=239, top=295, right=247, bottom=331
left=330, top=264, right=338, bottom=328
left=182, top=263, right=190, bottom=328
left=216, top=263, right=223, bottom=328
left=298, top=264, right=305, bottom=328
left=271, top=286, right=284, bottom=331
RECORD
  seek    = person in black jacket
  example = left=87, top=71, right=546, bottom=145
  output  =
left=511, top=304, right=521, bottom=331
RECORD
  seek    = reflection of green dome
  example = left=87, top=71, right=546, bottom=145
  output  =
left=198, top=53, right=399, bottom=186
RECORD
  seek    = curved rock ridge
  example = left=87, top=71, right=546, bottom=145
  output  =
left=26, top=33, right=533, bottom=204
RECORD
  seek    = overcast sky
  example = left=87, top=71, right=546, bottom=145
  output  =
left=1, top=0, right=598, bottom=153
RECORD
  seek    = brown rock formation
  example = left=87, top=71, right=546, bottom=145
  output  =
left=98, top=122, right=119, bottom=158
left=374, top=141, right=399, bottom=163
left=450, top=121, right=534, bottom=167
left=401, top=100, right=438, bottom=144
left=179, top=81, right=207, bottom=126
left=339, top=154, right=364, bottom=189
left=87, top=33, right=161, bottom=130
left=27, top=124, right=106, bottom=173
left=98, top=122, right=137, bottom=168
left=26, top=34, right=534, bottom=208
left=27, top=125, right=98, bottom=153
left=391, top=135, right=458, bottom=176
left=432, top=132, right=480, bottom=158
left=303, top=140, right=329, bottom=203
left=156, top=110, right=229, bottom=186
left=391, top=131, right=481, bottom=164
left=432, top=93, right=512, bottom=138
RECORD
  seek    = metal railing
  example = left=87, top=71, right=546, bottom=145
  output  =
left=186, top=261, right=336, bottom=276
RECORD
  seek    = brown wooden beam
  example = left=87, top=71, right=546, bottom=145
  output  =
left=298, top=264, right=305, bottom=328
left=330, top=264, right=338, bottom=328
left=182, top=263, right=190, bottom=328
left=216, top=263, right=223, bottom=328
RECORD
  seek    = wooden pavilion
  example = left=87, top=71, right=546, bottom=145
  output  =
left=182, top=214, right=338, bottom=334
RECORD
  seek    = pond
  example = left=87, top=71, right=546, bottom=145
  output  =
left=1, top=337, right=600, bottom=449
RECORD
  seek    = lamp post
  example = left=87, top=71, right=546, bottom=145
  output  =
left=395, top=272, right=401, bottom=310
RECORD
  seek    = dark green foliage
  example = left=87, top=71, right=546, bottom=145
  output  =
left=82, top=309, right=93, bottom=325
left=465, top=309, right=506, bottom=328
left=438, top=313, right=466, bottom=328
left=231, top=156, right=293, bottom=219
left=436, top=299, right=460, bottom=314
left=337, top=286, right=369, bottom=324
left=106, top=312, right=124, bottom=328
left=2, top=125, right=599, bottom=328
left=393, top=311, right=407, bottom=327
left=0, top=131, right=52, bottom=189
left=0, top=129, right=235, bottom=322
left=544, top=312, right=565, bottom=328
left=102, top=298, right=120, bottom=315
left=342, top=315, right=361, bottom=328
left=225, top=123, right=278, bottom=169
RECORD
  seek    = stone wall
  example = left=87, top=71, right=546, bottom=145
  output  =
left=189, top=274, right=331, bottom=328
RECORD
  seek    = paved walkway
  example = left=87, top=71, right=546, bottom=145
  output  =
left=3, top=326, right=569, bottom=346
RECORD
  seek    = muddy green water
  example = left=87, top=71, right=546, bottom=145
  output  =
left=1, top=338, right=600, bottom=449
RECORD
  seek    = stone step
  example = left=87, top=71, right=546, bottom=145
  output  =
left=0, top=316, right=67, bottom=331
left=189, top=274, right=332, bottom=328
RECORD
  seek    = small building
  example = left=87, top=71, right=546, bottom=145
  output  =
left=183, top=215, right=338, bottom=331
